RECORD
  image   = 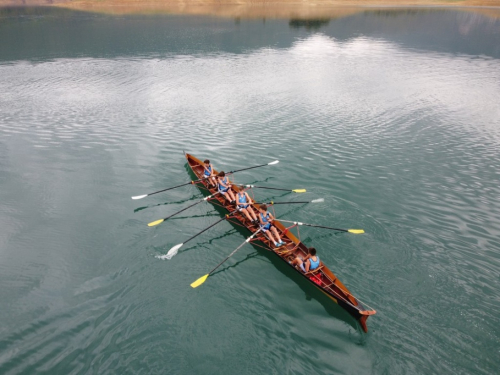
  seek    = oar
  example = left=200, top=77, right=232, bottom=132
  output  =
left=191, top=228, right=263, bottom=288
left=147, top=192, right=220, bottom=227
left=228, top=160, right=279, bottom=174
left=278, top=219, right=364, bottom=234
left=132, top=180, right=206, bottom=200
left=257, top=198, right=324, bottom=205
left=131, top=160, right=279, bottom=200
left=242, top=185, right=306, bottom=193
left=163, top=209, right=238, bottom=259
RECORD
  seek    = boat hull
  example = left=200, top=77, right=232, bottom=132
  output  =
left=184, top=152, right=375, bottom=332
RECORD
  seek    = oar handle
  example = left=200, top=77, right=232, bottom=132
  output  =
left=184, top=209, right=237, bottom=245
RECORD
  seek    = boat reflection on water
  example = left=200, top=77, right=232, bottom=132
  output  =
left=210, top=247, right=362, bottom=333
left=263, top=248, right=363, bottom=333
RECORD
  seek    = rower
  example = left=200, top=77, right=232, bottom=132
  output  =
left=217, top=171, right=236, bottom=203
left=257, top=204, right=285, bottom=248
left=236, top=188, right=258, bottom=223
left=203, top=159, right=216, bottom=187
left=290, top=247, right=320, bottom=273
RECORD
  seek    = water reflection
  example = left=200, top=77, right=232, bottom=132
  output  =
left=1, top=7, right=499, bottom=61
left=289, top=18, right=330, bottom=31
left=206, top=239, right=362, bottom=332
left=263, top=244, right=361, bottom=333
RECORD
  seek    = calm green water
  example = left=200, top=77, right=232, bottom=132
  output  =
left=1, top=6, right=500, bottom=374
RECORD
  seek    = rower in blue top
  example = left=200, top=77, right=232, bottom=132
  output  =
left=257, top=204, right=285, bottom=248
left=236, top=189, right=258, bottom=223
left=203, top=159, right=216, bottom=187
left=290, top=247, right=320, bottom=273
left=217, top=171, right=236, bottom=203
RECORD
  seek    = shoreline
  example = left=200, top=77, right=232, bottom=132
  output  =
left=1, top=0, right=500, bottom=19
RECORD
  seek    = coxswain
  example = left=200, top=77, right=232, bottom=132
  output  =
left=290, top=247, right=320, bottom=273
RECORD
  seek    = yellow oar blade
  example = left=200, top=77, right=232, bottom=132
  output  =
left=148, top=219, right=164, bottom=227
left=348, top=229, right=364, bottom=234
left=292, top=189, right=306, bottom=193
left=190, top=274, right=209, bottom=288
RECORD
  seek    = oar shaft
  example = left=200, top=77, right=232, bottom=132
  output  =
left=146, top=180, right=202, bottom=197
left=278, top=220, right=348, bottom=232
left=228, top=161, right=275, bottom=174
left=258, top=201, right=311, bottom=205
left=208, top=228, right=262, bottom=275
left=162, top=200, right=204, bottom=221
left=300, top=223, right=348, bottom=232
left=184, top=209, right=237, bottom=245
left=245, top=186, right=291, bottom=192
left=163, top=193, right=218, bottom=221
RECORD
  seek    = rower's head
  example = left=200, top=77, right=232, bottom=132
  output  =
left=308, top=247, right=317, bottom=256
left=218, top=171, right=225, bottom=177
left=259, top=204, right=267, bottom=212
left=204, top=159, right=210, bottom=165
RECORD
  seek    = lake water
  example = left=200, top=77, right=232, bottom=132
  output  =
left=1, top=6, right=500, bottom=374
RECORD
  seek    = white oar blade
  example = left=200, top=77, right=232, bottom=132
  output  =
left=204, top=192, right=218, bottom=201
left=155, top=243, right=184, bottom=260
left=268, top=160, right=279, bottom=165
left=132, top=194, right=148, bottom=200
left=164, top=243, right=184, bottom=259
left=311, top=198, right=324, bottom=203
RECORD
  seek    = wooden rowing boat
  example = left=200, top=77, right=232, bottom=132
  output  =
left=185, top=152, right=376, bottom=332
